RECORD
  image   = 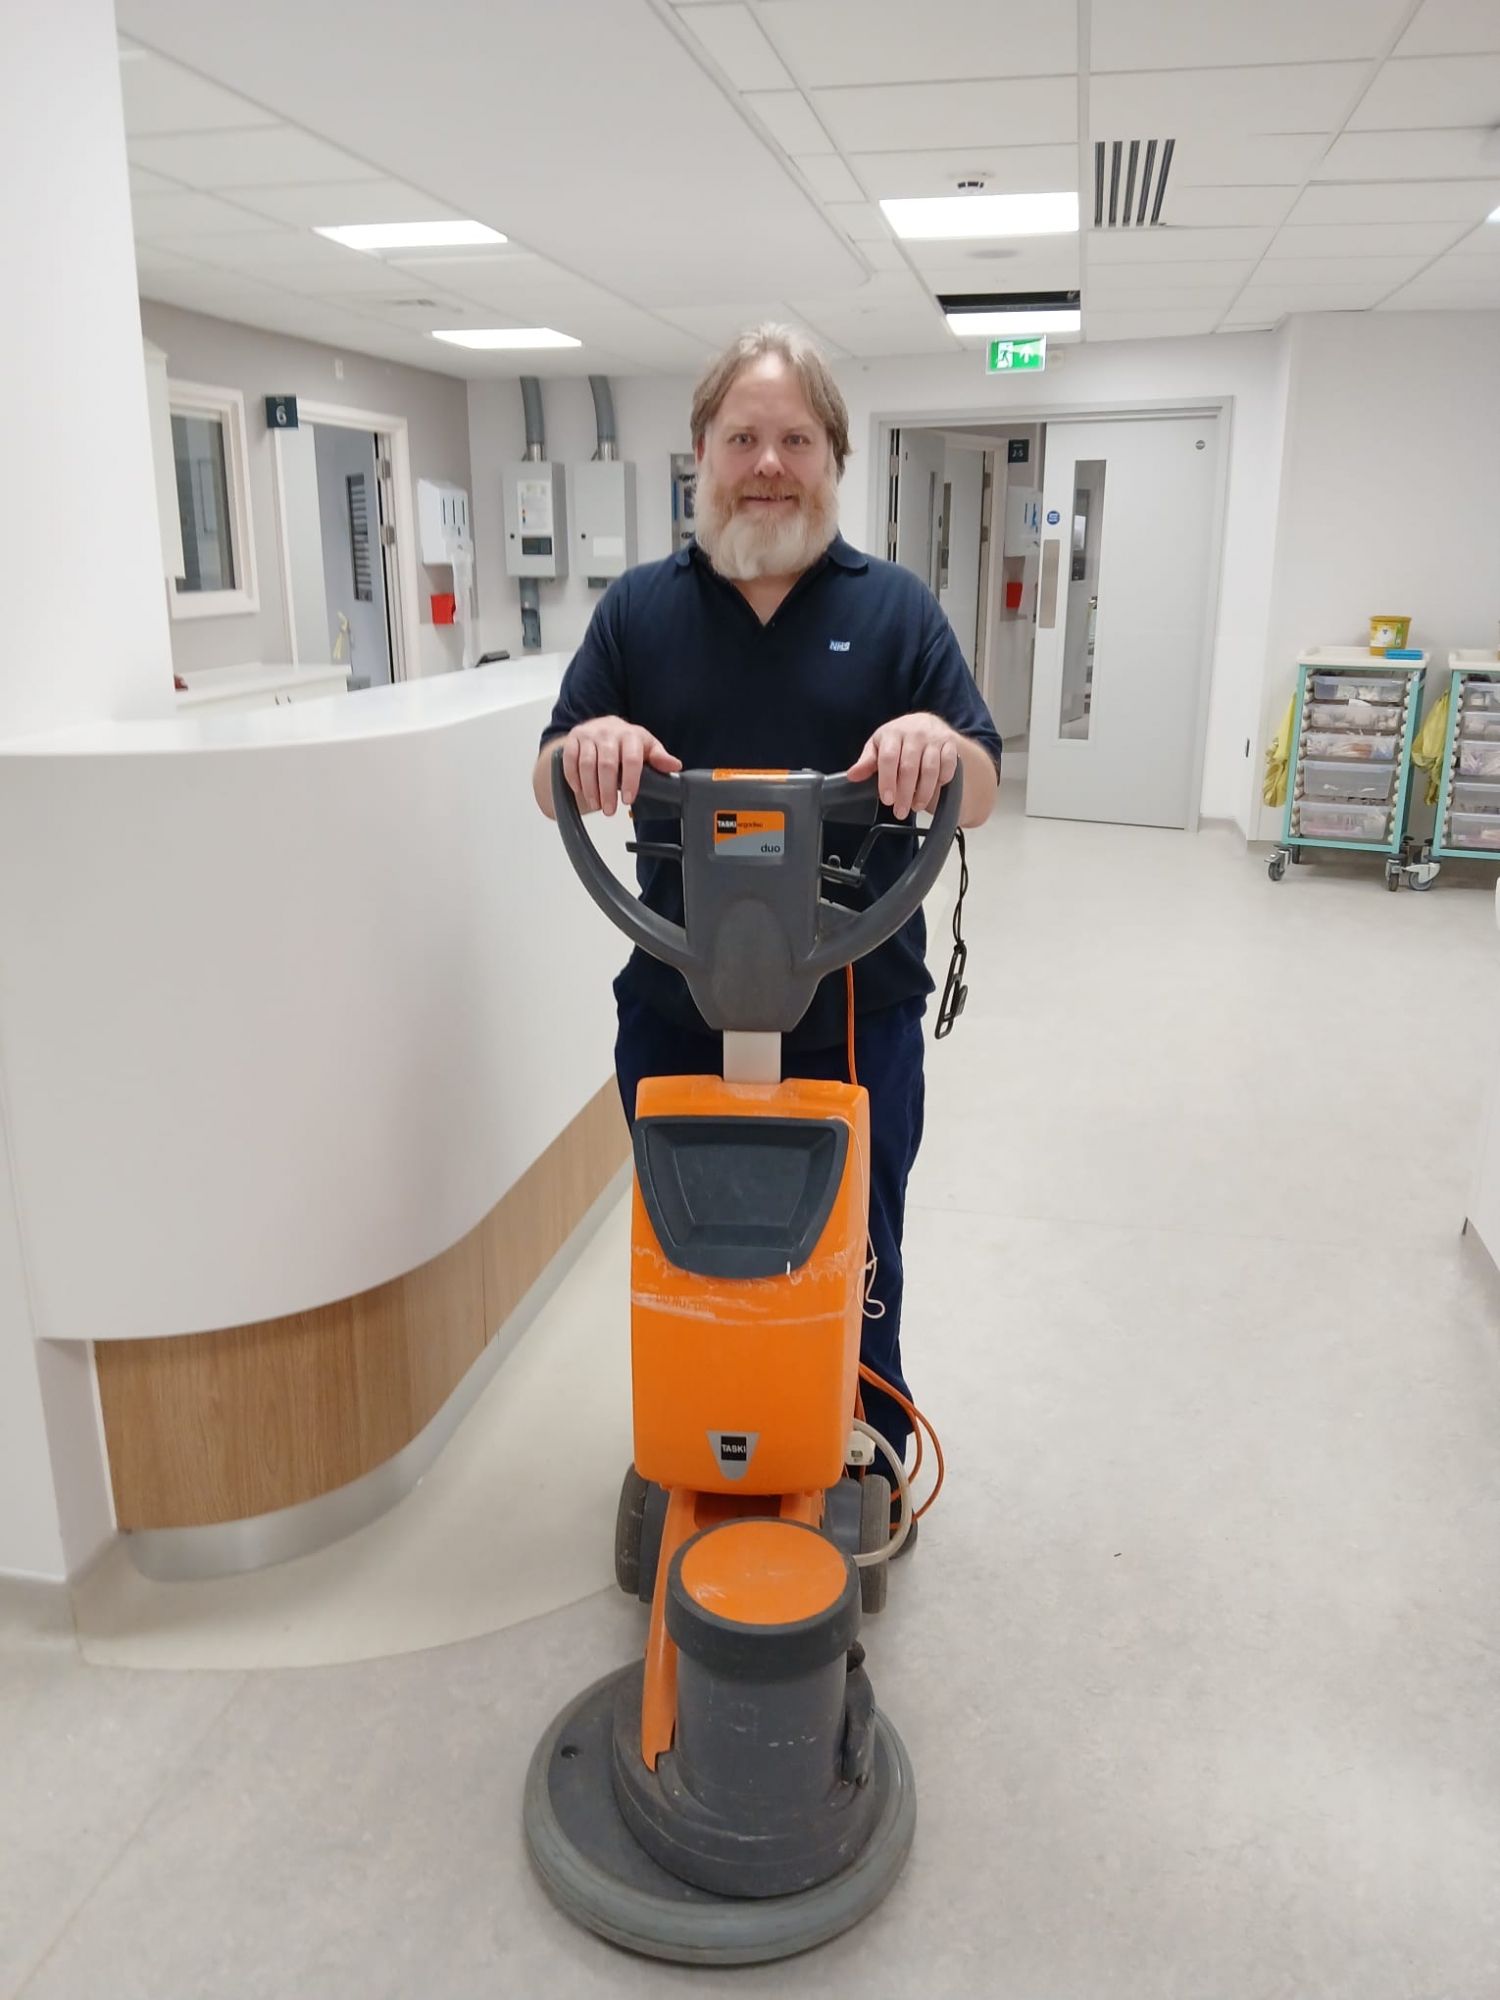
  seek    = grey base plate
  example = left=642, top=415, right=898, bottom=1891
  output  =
left=523, top=1664, right=917, bottom=1967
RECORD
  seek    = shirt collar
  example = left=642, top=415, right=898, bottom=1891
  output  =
left=676, top=532, right=869, bottom=574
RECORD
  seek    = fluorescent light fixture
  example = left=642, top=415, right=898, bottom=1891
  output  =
left=946, top=308, right=1081, bottom=336
left=1489, top=203, right=1500, bottom=222
left=881, top=192, right=1079, bottom=240
left=431, top=327, right=582, bottom=350
left=315, top=221, right=507, bottom=252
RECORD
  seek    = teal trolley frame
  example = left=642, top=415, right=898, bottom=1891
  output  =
left=1421, top=657, right=1500, bottom=885
left=1268, top=648, right=1427, bottom=891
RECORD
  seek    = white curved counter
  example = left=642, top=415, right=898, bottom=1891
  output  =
left=0, top=656, right=640, bottom=1568
left=0, top=657, right=632, bottom=1347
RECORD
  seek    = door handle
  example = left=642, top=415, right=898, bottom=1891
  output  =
left=1038, top=537, right=1060, bottom=629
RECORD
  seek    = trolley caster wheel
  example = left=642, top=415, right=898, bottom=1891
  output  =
left=1409, top=862, right=1439, bottom=892
left=1384, top=861, right=1402, bottom=892
left=858, top=1472, right=892, bottom=1616
left=1267, top=851, right=1288, bottom=883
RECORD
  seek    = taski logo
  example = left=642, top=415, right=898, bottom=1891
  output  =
left=829, top=640, right=851, bottom=652
left=716, top=812, right=737, bottom=836
left=708, top=1431, right=760, bottom=1481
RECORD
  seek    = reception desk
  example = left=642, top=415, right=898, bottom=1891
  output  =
left=0, top=659, right=632, bottom=1576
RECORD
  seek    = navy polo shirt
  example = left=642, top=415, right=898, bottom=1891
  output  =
left=541, top=533, right=1002, bottom=1051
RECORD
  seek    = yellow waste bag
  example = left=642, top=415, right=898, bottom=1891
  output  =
left=1263, top=693, right=1296, bottom=807
left=1411, top=689, right=1452, bottom=807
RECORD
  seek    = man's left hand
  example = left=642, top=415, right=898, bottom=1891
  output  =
left=848, top=713, right=962, bottom=819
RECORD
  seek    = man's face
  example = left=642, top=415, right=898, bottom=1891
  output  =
left=694, top=356, right=840, bottom=581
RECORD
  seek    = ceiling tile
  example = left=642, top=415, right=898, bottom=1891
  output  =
left=1086, top=258, right=1258, bottom=291
left=1091, top=0, right=1410, bottom=68
left=794, top=155, right=866, bottom=203
left=1317, top=128, right=1500, bottom=177
left=1169, top=133, right=1332, bottom=186
left=756, top=0, right=1076, bottom=87
left=129, top=190, right=288, bottom=237
left=179, top=229, right=372, bottom=272
left=654, top=302, right=847, bottom=357
left=1349, top=52, right=1500, bottom=129
left=808, top=316, right=958, bottom=357
left=131, top=243, right=204, bottom=276
left=743, top=90, right=832, bottom=153
left=1445, top=223, right=1500, bottom=256
left=230, top=181, right=468, bottom=228
left=1288, top=179, right=1500, bottom=223
left=1085, top=285, right=1238, bottom=311
left=1255, top=253, right=1429, bottom=284
left=1083, top=308, right=1223, bottom=340
left=1236, top=281, right=1390, bottom=307
left=1162, top=185, right=1300, bottom=227
left=129, top=164, right=182, bottom=195
left=676, top=4, right=794, bottom=90
left=810, top=78, right=1077, bottom=154
left=859, top=238, right=913, bottom=271
left=119, top=53, right=277, bottom=137
left=820, top=201, right=894, bottom=242
left=1378, top=272, right=1500, bottom=306
left=1395, top=0, right=1500, bottom=56
left=1089, top=64, right=1364, bottom=136
left=848, top=144, right=1082, bottom=205
left=906, top=242, right=1083, bottom=290
left=1268, top=220, right=1469, bottom=257
left=128, top=127, right=383, bottom=189
left=1088, top=225, right=1275, bottom=262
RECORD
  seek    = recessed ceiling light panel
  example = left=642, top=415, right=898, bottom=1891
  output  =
left=316, top=221, right=508, bottom=253
left=880, top=192, right=1079, bottom=240
left=939, top=290, right=1081, bottom=337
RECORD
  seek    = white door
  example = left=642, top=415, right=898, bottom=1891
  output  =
left=891, top=428, right=948, bottom=591
left=1027, top=415, right=1219, bottom=829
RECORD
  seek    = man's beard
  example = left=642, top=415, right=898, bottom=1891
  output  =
left=694, top=463, right=840, bottom=581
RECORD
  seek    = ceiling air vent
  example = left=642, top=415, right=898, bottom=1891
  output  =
left=1093, top=138, right=1174, bottom=228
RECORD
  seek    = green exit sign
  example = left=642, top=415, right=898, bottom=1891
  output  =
left=987, top=337, right=1047, bottom=374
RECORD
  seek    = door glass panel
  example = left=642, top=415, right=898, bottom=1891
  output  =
left=1058, top=459, right=1106, bottom=741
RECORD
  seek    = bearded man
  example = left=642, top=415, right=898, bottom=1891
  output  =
left=534, top=325, right=1001, bottom=1520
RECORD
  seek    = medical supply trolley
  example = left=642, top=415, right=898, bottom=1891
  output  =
left=1412, top=650, right=1500, bottom=889
left=1268, top=646, right=1428, bottom=891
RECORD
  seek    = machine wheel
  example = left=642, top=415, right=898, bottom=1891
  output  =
left=858, top=1473, right=892, bottom=1616
left=1267, top=851, right=1287, bottom=883
left=615, top=1464, right=650, bottom=1596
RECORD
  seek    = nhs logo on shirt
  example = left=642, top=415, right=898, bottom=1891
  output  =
left=829, top=640, right=851, bottom=652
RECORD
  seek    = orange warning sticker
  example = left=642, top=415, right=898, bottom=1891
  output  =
left=713, top=810, right=786, bottom=858
left=711, top=768, right=789, bottom=781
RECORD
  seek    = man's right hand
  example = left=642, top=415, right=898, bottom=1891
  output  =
left=546, top=717, right=682, bottom=817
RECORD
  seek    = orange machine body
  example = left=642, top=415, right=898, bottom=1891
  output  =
left=629, top=1073, right=870, bottom=1501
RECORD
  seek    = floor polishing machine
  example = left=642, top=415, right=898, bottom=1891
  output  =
left=523, top=752, right=961, bottom=1966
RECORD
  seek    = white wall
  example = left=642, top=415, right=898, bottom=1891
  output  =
left=139, top=301, right=473, bottom=681
left=1256, top=310, right=1500, bottom=840
left=1, top=0, right=172, bottom=1580
left=833, top=332, right=1294, bottom=833
left=467, top=375, right=692, bottom=664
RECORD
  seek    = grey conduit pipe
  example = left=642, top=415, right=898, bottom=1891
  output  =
left=518, top=377, right=545, bottom=649
left=588, top=375, right=618, bottom=461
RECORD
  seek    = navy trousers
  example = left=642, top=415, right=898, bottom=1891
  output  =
left=612, top=982, right=926, bottom=1468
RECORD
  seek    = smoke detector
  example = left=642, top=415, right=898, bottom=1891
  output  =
left=1093, top=138, right=1175, bottom=228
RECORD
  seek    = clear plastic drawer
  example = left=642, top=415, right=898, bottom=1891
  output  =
left=1302, top=732, right=1398, bottom=763
left=1310, top=675, right=1406, bottom=706
left=1296, top=802, right=1391, bottom=843
left=1458, top=743, right=1500, bottom=778
left=1462, top=681, right=1500, bottom=714
left=1307, top=700, right=1398, bottom=730
left=1447, top=812, right=1500, bottom=851
left=1300, top=760, right=1395, bottom=804
left=1459, top=711, right=1500, bottom=741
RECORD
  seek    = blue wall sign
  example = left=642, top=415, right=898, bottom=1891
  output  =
left=1046, top=509, right=1061, bottom=524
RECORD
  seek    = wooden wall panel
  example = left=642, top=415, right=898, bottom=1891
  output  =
left=96, top=1081, right=628, bottom=1531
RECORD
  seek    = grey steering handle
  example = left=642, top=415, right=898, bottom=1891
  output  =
left=549, top=751, right=694, bottom=970
left=805, top=761, right=963, bottom=976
